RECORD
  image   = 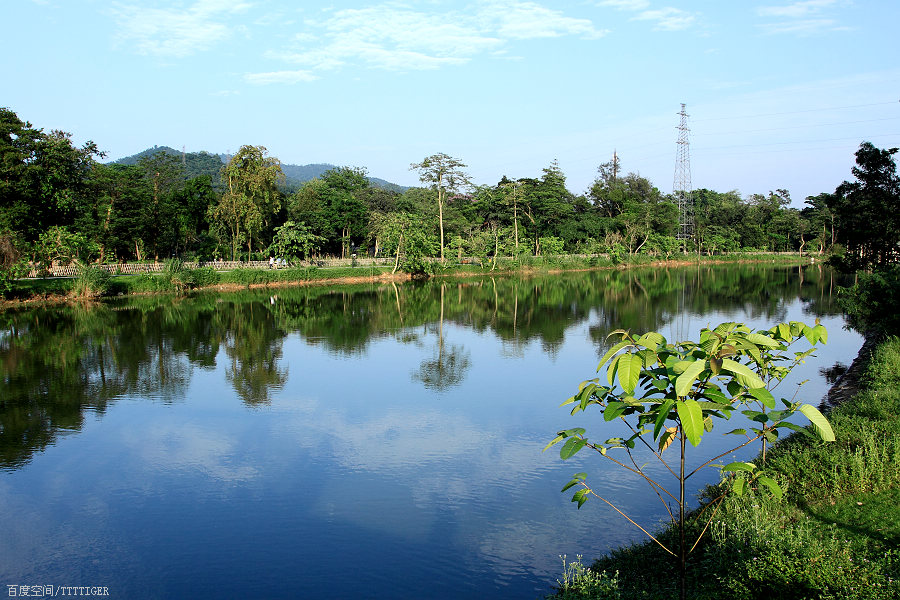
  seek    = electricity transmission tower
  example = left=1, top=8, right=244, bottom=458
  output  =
left=674, top=103, right=694, bottom=247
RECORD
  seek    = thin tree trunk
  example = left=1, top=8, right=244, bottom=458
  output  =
left=392, top=233, right=403, bottom=274
left=438, top=194, right=445, bottom=263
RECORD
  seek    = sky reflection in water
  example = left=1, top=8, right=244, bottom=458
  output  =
left=0, top=265, right=862, bottom=599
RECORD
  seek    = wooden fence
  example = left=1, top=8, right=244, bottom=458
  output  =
left=25, top=257, right=396, bottom=278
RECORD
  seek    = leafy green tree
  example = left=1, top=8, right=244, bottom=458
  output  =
left=546, top=321, right=834, bottom=600
left=173, top=175, right=218, bottom=258
left=33, top=226, right=98, bottom=270
left=410, top=153, right=471, bottom=263
left=525, top=161, right=574, bottom=254
left=693, top=189, right=745, bottom=251
left=539, top=236, right=565, bottom=255
left=500, top=178, right=524, bottom=252
left=210, top=145, right=284, bottom=260
left=616, top=174, right=677, bottom=254
left=287, top=178, right=329, bottom=236
left=802, top=193, right=836, bottom=254
left=137, top=151, right=185, bottom=260
left=379, top=212, right=436, bottom=275
left=644, top=233, right=681, bottom=258
left=589, top=158, right=627, bottom=219
left=830, top=141, right=900, bottom=270
left=320, top=167, right=369, bottom=258
left=79, top=163, right=149, bottom=261
left=268, top=220, right=325, bottom=261
left=0, top=108, right=101, bottom=241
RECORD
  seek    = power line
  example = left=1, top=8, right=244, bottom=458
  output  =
left=693, top=116, right=900, bottom=137
left=692, top=101, right=899, bottom=123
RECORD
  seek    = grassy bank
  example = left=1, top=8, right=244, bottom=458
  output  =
left=550, top=336, right=900, bottom=600
left=6, top=252, right=806, bottom=302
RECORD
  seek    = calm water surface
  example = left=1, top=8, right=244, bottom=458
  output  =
left=0, top=265, right=862, bottom=599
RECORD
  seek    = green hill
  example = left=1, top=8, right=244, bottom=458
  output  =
left=113, top=147, right=406, bottom=192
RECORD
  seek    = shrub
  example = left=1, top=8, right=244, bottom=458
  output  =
left=71, top=263, right=110, bottom=298
left=838, top=265, right=900, bottom=335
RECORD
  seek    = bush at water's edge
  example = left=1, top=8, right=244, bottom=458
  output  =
left=548, top=335, right=900, bottom=600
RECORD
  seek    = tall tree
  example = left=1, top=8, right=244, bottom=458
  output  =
left=0, top=108, right=101, bottom=241
left=137, top=151, right=185, bottom=260
left=526, top=160, right=574, bottom=254
left=320, top=167, right=369, bottom=258
left=410, top=153, right=471, bottom=263
left=210, top=145, right=284, bottom=260
left=615, top=173, right=677, bottom=254
left=831, top=141, right=900, bottom=269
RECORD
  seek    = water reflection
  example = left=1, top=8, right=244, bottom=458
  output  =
left=0, top=263, right=852, bottom=471
left=0, top=264, right=860, bottom=599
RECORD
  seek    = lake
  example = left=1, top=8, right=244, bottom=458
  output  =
left=0, top=264, right=862, bottom=599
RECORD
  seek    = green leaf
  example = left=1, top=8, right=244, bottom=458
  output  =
left=741, top=410, right=768, bottom=424
left=636, top=332, right=665, bottom=351
left=598, top=339, right=630, bottom=370
left=677, top=398, right=704, bottom=447
left=722, top=461, right=756, bottom=472
left=560, top=472, right=587, bottom=492
left=572, top=488, right=588, bottom=509
left=721, top=359, right=766, bottom=389
left=560, top=437, right=587, bottom=460
left=798, top=404, right=835, bottom=442
left=543, top=434, right=564, bottom=452
left=604, top=401, right=628, bottom=422
left=725, top=428, right=747, bottom=436
left=757, top=476, right=783, bottom=499
left=732, top=478, right=747, bottom=496
left=653, top=398, right=676, bottom=439
left=813, top=324, right=828, bottom=344
left=777, top=323, right=791, bottom=341
left=774, top=421, right=817, bottom=439
left=802, top=324, right=816, bottom=345
left=636, top=348, right=657, bottom=368
left=675, top=359, right=706, bottom=397
left=745, top=332, right=780, bottom=348
left=616, top=353, right=641, bottom=395
left=749, top=387, right=776, bottom=409
left=606, top=354, right=620, bottom=387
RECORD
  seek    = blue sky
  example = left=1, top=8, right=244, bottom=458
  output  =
left=4, top=0, right=899, bottom=204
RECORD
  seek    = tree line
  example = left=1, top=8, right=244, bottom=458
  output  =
left=2, top=106, right=897, bottom=281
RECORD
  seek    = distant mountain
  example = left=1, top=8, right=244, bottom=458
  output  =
left=113, top=146, right=224, bottom=183
left=112, top=147, right=406, bottom=192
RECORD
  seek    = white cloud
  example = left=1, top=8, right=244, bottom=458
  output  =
left=111, top=0, right=251, bottom=57
left=756, top=0, right=848, bottom=35
left=597, top=1, right=697, bottom=31
left=757, top=0, right=836, bottom=18
left=480, top=1, right=605, bottom=40
left=267, top=2, right=603, bottom=76
left=244, top=69, right=319, bottom=85
left=278, top=6, right=501, bottom=72
left=760, top=18, right=844, bottom=35
left=633, top=7, right=695, bottom=31
left=598, top=0, right=650, bottom=10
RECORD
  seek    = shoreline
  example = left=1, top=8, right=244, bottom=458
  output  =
left=0, top=254, right=809, bottom=311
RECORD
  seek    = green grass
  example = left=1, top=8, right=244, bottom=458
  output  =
left=548, top=336, right=900, bottom=600
left=6, top=252, right=805, bottom=301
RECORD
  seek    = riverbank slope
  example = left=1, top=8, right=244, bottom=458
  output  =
left=550, top=334, right=900, bottom=600
left=3, top=252, right=807, bottom=310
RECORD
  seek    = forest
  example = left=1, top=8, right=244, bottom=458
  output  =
left=1, top=106, right=897, bottom=282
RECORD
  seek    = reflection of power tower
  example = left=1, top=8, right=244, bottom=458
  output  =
left=674, top=103, right=694, bottom=247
